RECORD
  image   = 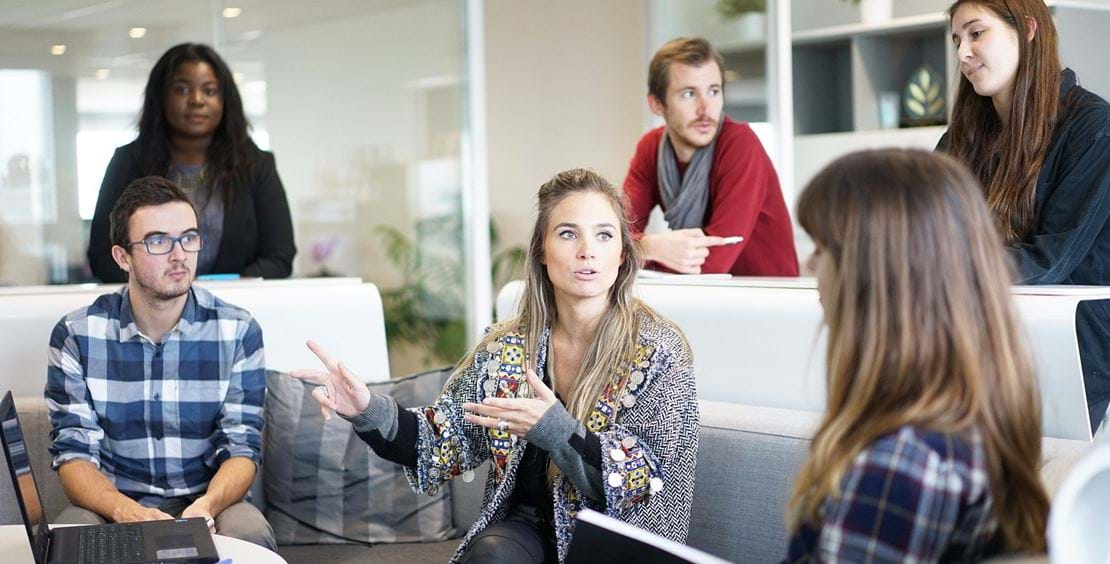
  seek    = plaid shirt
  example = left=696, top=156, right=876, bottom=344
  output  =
left=787, top=426, right=1003, bottom=564
left=45, top=286, right=265, bottom=503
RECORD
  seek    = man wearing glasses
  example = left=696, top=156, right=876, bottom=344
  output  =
left=44, top=176, right=275, bottom=550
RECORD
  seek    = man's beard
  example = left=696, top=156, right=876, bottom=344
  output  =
left=680, top=117, right=719, bottom=148
left=666, top=114, right=720, bottom=153
left=134, top=266, right=192, bottom=301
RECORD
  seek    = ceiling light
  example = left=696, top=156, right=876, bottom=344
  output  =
left=51, top=44, right=66, bottom=56
left=222, top=7, right=241, bottom=18
left=95, top=69, right=111, bottom=80
left=129, top=27, right=146, bottom=39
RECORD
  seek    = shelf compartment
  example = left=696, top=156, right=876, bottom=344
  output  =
left=851, top=28, right=949, bottom=130
left=792, top=40, right=853, bottom=135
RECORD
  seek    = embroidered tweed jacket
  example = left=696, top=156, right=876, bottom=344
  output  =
left=402, top=309, right=699, bottom=562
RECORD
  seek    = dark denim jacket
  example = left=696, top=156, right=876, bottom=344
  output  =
left=940, top=68, right=1110, bottom=431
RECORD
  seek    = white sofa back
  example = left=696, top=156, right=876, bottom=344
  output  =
left=496, top=278, right=1108, bottom=441
left=0, top=277, right=391, bottom=398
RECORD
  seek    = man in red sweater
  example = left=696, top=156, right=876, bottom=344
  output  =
left=624, top=37, right=798, bottom=276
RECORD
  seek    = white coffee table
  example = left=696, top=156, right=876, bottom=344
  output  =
left=214, top=534, right=287, bottom=563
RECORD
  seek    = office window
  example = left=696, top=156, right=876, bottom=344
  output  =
left=0, top=0, right=476, bottom=377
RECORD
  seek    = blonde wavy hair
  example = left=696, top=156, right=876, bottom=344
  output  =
left=455, top=168, right=652, bottom=426
left=790, top=149, right=1048, bottom=551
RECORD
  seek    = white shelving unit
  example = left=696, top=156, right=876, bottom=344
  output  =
left=648, top=0, right=1110, bottom=200
left=789, top=0, right=1110, bottom=191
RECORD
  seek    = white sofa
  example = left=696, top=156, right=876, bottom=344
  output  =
left=497, top=277, right=1109, bottom=441
left=0, top=276, right=1097, bottom=562
left=0, top=277, right=391, bottom=398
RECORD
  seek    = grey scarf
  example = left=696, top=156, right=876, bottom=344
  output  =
left=656, top=120, right=723, bottom=229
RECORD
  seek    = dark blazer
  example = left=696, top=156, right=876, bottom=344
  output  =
left=87, top=140, right=297, bottom=282
left=939, top=68, right=1110, bottom=431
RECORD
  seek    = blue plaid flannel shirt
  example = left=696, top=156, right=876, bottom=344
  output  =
left=45, top=285, right=265, bottom=503
left=787, top=426, right=1003, bottom=563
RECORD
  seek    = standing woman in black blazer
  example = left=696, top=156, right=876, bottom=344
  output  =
left=88, top=43, right=296, bottom=282
left=939, top=0, right=1110, bottom=432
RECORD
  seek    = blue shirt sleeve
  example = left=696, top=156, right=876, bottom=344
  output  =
left=209, top=318, right=266, bottom=467
left=44, top=318, right=104, bottom=469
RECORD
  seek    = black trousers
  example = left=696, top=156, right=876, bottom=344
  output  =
left=460, top=506, right=558, bottom=564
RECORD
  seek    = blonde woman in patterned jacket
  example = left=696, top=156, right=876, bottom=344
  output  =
left=292, top=168, right=699, bottom=563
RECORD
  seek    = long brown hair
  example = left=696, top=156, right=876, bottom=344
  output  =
left=944, top=0, right=1060, bottom=241
left=790, top=149, right=1048, bottom=552
left=454, top=168, right=651, bottom=425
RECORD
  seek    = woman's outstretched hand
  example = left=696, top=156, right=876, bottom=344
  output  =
left=463, top=369, right=558, bottom=436
left=290, top=339, right=372, bottom=421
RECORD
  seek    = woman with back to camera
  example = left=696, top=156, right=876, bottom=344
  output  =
left=292, top=168, right=699, bottom=563
left=88, top=43, right=295, bottom=282
left=786, top=149, right=1049, bottom=562
left=940, top=0, right=1110, bottom=431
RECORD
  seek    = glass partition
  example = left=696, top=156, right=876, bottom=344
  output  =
left=0, top=0, right=474, bottom=376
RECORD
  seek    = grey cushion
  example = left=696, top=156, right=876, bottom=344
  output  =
left=12, top=396, right=70, bottom=521
left=263, top=368, right=457, bottom=545
left=687, top=402, right=816, bottom=564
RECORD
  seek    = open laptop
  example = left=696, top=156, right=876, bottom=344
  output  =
left=0, top=391, right=219, bottom=564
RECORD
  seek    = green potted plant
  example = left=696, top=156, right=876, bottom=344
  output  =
left=714, top=0, right=766, bottom=42
left=375, top=216, right=525, bottom=367
left=714, top=0, right=764, bottom=18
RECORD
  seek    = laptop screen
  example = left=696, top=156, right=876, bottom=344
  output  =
left=0, top=392, right=49, bottom=560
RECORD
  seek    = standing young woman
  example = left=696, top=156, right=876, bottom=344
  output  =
left=88, top=43, right=296, bottom=282
left=787, top=149, right=1049, bottom=561
left=292, top=169, right=699, bottom=563
left=940, top=0, right=1110, bottom=431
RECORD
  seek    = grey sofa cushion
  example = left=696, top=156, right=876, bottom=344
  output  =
left=687, top=402, right=818, bottom=564
left=263, top=368, right=457, bottom=545
left=11, top=396, right=69, bottom=521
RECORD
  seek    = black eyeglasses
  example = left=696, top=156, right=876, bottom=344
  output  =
left=125, top=233, right=204, bottom=255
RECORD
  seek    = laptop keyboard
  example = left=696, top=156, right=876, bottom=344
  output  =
left=77, top=523, right=145, bottom=564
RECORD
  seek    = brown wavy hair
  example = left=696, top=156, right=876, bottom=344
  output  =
left=943, top=0, right=1060, bottom=241
left=789, top=149, right=1048, bottom=552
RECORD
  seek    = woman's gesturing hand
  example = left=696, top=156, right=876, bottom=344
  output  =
left=463, top=369, right=558, bottom=436
left=290, top=339, right=372, bottom=420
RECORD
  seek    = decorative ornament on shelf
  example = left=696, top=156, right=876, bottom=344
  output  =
left=902, top=65, right=947, bottom=127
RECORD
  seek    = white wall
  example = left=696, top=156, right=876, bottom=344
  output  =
left=484, top=0, right=648, bottom=254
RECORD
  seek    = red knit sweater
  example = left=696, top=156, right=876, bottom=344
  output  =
left=623, top=117, right=799, bottom=276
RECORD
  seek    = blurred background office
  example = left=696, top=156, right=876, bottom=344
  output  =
left=1, top=0, right=1108, bottom=376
